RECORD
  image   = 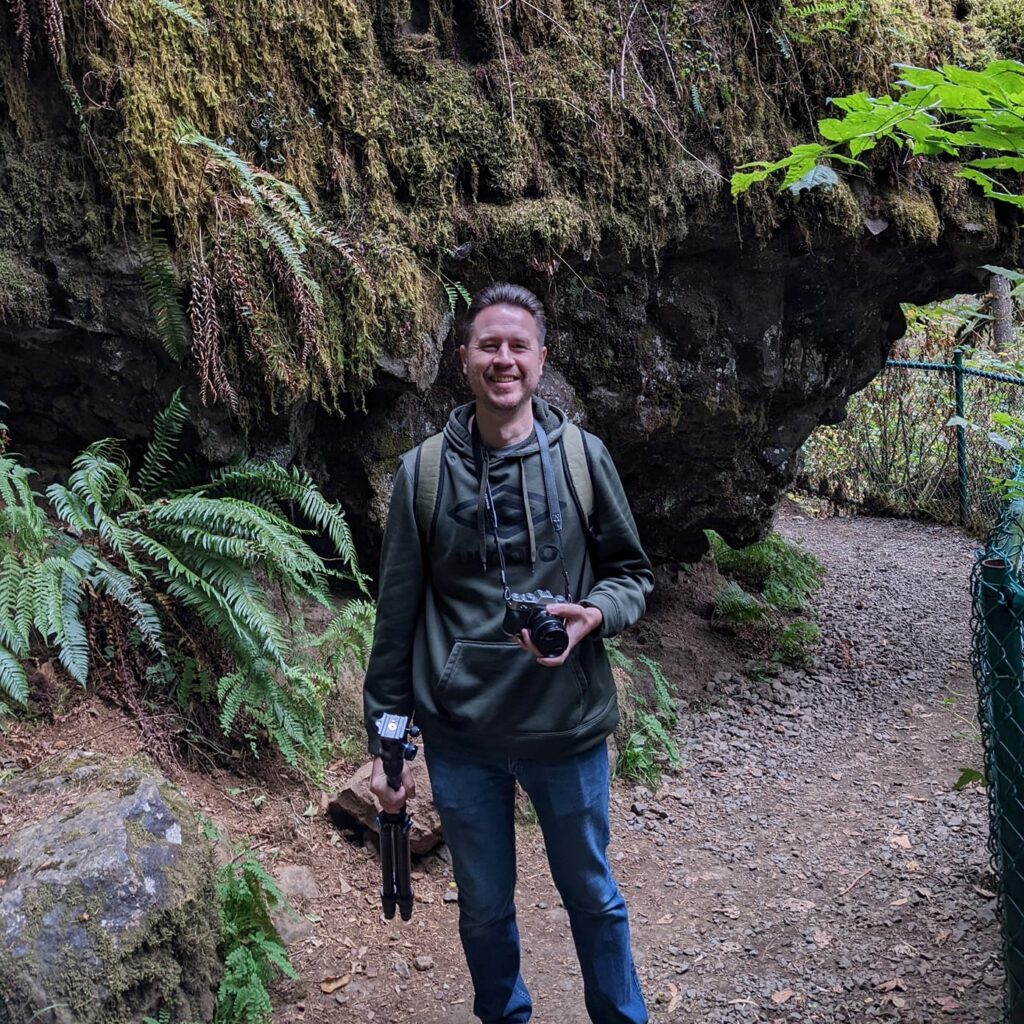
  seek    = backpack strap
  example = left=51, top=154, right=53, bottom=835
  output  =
left=413, top=432, right=447, bottom=544
left=560, top=423, right=595, bottom=535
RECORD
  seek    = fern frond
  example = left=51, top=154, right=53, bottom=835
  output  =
left=88, top=558, right=165, bottom=654
left=253, top=207, right=322, bottom=306
left=58, top=560, right=88, bottom=684
left=313, top=599, right=376, bottom=670
left=637, top=654, right=677, bottom=727
left=254, top=172, right=313, bottom=222
left=137, top=388, right=189, bottom=498
left=141, top=232, right=189, bottom=361
left=0, top=556, right=30, bottom=652
left=46, top=483, right=96, bottom=535
left=0, top=458, right=50, bottom=554
left=149, top=0, right=208, bottom=31
left=0, top=645, right=28, bottom=706
left=176, top=120, right=257, bottom=193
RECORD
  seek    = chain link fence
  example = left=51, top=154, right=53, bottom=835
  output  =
left=800, top=351, right=1024, bottom=535
left=973, top=483, right=1024, bottom=1022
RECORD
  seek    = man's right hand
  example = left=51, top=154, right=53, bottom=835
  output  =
left=370, top=756, right=417, bottom=814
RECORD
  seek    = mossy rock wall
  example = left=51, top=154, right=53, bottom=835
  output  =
left=0, top=0, right=1021, bottom=558
left=0, top=752, right=219, bottom=1024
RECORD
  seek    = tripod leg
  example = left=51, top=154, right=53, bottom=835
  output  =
left=395, top=813, right=414, bottom=921
left=378, top=815, right=398, bottom=919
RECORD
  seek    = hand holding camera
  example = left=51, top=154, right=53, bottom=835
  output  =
left=507, top=596, right=604, bottom=666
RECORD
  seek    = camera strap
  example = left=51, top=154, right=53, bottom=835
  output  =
left=471, top=418, right=573, bottom=603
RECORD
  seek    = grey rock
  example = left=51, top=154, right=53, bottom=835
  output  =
left=0, top=751, right=219, bottom=1024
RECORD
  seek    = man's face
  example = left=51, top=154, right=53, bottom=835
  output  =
left=460, top=304, right=547, bottom=416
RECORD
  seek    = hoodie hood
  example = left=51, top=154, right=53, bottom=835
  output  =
left=443, top=397, right=569, bottom=573
left=443, top=396, right=568, bottom=460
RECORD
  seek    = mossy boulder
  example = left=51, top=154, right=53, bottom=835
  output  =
left=0, top=752, right=219, bottom=1024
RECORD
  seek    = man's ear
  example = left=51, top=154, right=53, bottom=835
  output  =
left=459, top=344, right=467, bottom=373
left=539, top=345, right=548, bottom=375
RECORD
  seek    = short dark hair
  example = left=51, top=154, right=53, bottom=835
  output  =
left=463, top=282, right=546, bottom=347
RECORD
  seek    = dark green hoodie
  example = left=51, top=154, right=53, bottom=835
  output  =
left=362, top=397, right=654, bottom=761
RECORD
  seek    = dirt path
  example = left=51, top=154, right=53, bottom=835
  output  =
left=2, top=509, right=994, bottom=1022
left=265, top=509, right=1000, bottom=1024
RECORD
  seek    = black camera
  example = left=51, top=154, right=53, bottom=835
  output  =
left=502, top=589, right=569, bottom=658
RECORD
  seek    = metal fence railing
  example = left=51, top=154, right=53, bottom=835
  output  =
left=972, top=480, right=1024, bottom=1022
left=801, top=349, right=1024, bottom=534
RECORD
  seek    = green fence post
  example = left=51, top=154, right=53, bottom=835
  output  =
left=980, top=555, right=1024, bottom=1018
left=955, top=348, right=969, bottom=526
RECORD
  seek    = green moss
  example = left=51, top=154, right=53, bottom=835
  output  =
left=0, top=0, right=1010, bottom=418
left=0, top=250, right=47, bottom=323
left=888, top=191, right=942, bottom=245
left=0, top=756, right=219, bottom=1024
left=966, top=0, right=1024, bottom=60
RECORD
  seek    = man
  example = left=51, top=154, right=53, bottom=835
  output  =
left=363, top=282, right=654, bottom=1024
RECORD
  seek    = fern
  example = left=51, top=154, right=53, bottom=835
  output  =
left=215, top=852, right=297, bottom=1024
left=149, top=0, right=208, bottom=32
left=307, top=598, right=376, bottom=672
left=713, top=580, right=769, bottom=625
left=141, top=232, right=189, bottom=361
left=637, top=654, right=677, bottom=727
left=0, top=394, right=367, bottom=772
left=137, top=388, right=190, bottom=497
left=636, top=711, right=681, bottom=766
left=690, top=84, right=704, bottom=118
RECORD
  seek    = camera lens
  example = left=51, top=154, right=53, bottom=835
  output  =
left=528, top=610, right=569, bottom=658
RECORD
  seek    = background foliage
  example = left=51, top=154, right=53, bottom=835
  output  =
left=0, top=392, right=374, bottom=774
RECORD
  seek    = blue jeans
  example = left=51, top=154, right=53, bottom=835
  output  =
left=425, top=741, right=648, bottom=1024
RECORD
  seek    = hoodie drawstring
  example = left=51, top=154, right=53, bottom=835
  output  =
left=477, top=447, right=490, bottom=570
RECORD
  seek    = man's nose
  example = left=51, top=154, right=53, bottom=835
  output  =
left=493, top=343, right=514, bottom=362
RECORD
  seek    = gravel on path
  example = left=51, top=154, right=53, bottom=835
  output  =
left=279, top=510, right=1001, bottom=1024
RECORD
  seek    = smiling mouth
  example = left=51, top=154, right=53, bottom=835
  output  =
left=489, top=376, right=520, bottom=384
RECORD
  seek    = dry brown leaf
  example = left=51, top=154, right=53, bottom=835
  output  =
left=320, top=974, right=351, bottom=994
left=812, top=928, right=832, bottom=948
left=891, top=834, right=912, bottom=850
left=905, top=860, right=920, bottom=872
left=667, top=982, right=681, bottom=1014
left=939, top=997, right=961, bottom=1012
left=878, top=978, right=906, bottom=992
left=935, top=928, right=951, bottom=946
left=771, top=990, right=795, bottom=1004
left=657, top=914, right=674, bottom=924
left=890, top=897, right=909, bottom=907
left=974, top=885, right=997, bottom=899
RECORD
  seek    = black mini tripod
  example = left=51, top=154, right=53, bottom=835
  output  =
left=376, top=713, right=419, bottom=921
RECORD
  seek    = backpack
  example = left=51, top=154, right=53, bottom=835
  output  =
left=413, top=423, right=595, bottom=546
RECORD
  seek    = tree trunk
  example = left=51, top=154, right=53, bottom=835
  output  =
left=991, top=272, right=1015, bottom=353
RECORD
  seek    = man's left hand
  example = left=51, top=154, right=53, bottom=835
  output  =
left=519, top=603, right=603, bottom=667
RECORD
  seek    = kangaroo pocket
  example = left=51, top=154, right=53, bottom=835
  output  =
left=434, top=640, right=587, bottom=736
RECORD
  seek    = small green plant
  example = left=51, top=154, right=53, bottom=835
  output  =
left=607, top=642, right=682, bottom=784
left=775, top=619, right=820, bottom=667
left=145, top=849, right=297, bottom=1024
left=712, top=581, right=769, bottom=626
left=615, top=730, right=661, bottom=786
left=216, top=853, right=297, bottom=1024
left=707, top=531, right=824, bottom=612
left=708, top=531, right=824, bottom=671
